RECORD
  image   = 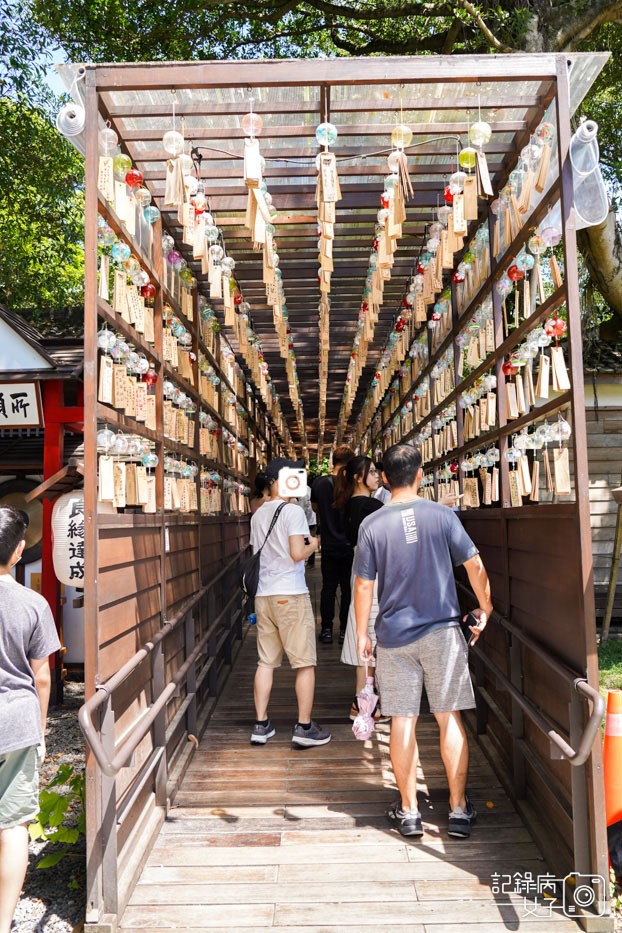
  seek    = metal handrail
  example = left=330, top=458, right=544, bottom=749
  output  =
left=459, top=588, right=606, bottom=766
left=471, top=642, right=605, bottom=766
left=79, top=548, right=248, bottom=777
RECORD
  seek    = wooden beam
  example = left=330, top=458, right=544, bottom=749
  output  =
left=166, top=218, right=433, bottom=231
left=157, top=190, right=443, bottom=209
left=92, top=55, right=561, bottom=91
left=152, top=180, right=461, bottom=198
left=106, top=94, right=540, bottom=118
left=143, top=162, right=504, bottom=181
left=130, top=142, right=514, bottom=162
left=121, top=121, right=525, bottom=142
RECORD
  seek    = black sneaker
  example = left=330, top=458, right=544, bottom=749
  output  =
left=318, top=628, right=333, bottom=644
left=292, top=720, right=332, bottom=748
left=250, top=720, right=276, bottom=745
left=447, top=795, right=477, bottom=837
left=386, top=802, right=423, bottom=837
left=338, top=629, right=346, bottom=645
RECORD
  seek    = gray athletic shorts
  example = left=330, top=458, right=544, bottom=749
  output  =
left=376, top=624, right=475, bottom=717
left=0, top=744, right=42, bottom=829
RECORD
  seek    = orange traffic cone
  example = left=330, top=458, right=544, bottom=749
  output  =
left=603, top=689, right=622, bottom=881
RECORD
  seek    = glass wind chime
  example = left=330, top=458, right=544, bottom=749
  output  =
left=336, top=116, right=415, bottom=443
left=315, top=119, right=342, bottom=460
left=158, top=92, right=293, bottom=456
left=351, top=108, right=496, bottom=447
left=241, top=99, right=307, bottom=453
left=98, top=124, right=162, bottom=236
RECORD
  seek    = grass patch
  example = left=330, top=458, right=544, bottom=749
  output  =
left=599, top=640, right=622, bottom=692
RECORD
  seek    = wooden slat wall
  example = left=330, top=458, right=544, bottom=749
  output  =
left=95, top=509, right=249, bottom=919
left=98, top=525, right=163, bottom=682
left=584, top=405, right=622, bottom=615
left=461, top=507, right=585, bottom=879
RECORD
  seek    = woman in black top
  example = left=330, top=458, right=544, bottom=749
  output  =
left=250, top=473, right=270, bottom=514
left=333, top=456, right=384, bottom=717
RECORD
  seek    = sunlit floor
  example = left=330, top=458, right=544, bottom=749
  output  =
left=120, top=562, right=580, bottom=931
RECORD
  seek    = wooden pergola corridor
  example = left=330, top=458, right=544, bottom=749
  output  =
left=73, top=55, right=612, bottom=929
left=119, top=564, right=579, bottom=931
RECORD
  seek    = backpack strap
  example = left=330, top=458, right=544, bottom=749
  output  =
left=257, top=502, right=287, bottom=554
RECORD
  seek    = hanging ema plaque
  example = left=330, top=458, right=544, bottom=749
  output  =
left=0, top=382, right=43, bottom=428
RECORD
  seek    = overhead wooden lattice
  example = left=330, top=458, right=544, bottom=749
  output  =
left=76, top=55, right=604, bottom=453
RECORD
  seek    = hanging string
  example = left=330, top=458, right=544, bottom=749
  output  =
left=171, top=88, right=176, bottom=133
left=249, top=92, right=255, bottom=141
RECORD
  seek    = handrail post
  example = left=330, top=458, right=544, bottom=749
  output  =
left=100, top=693, right=119, bottom=917
left=473, top=652, right=488, bottom=735
left=185, top=609, right=198, bottom=737
left=224, top=564, right=233, bottom=667
left=234, top=554, right=244, bottom=641
left=151, top=633, right=168, bottom=809
left=569, top=687, right=591, bottom=877
left=207, top=586, right=218, bottom=696
left=510, top=634, right=526, bottom=797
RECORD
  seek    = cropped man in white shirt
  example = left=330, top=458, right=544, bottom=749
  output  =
left=249, top=459, right=331, bottom=749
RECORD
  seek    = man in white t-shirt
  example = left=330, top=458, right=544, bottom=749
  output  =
left=249, top=459, right=331, bottom=749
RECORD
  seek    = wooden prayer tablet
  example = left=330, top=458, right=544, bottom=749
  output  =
left=98, top=456, right=114, bottom=503
left=554, top=447, right=571, bottom=495
left=536, top=353, right=550, bottom=399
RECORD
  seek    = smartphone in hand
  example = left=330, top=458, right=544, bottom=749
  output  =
left=461, top=611, right=480, bottom=647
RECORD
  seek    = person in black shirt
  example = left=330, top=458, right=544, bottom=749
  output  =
left=310, top=445, right=355, bottom=644
left=333, top=456, right=384, bottom=715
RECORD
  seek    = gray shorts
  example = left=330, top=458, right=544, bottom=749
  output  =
left=376, top=624, right=476, bottom=717
left=0, top=744, right=42, bottom=829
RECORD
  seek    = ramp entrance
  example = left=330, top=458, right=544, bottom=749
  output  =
left=118, top=565, right=584, bottom=932
left=76, top=53, right=612, bottom=930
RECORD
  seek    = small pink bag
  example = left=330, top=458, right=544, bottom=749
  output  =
left=352, top=664, right=379, bottom=740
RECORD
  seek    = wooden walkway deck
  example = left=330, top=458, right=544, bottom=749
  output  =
left=120, top=565, right=580, bottom=931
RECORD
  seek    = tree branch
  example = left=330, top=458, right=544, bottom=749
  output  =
left=577, top=209, right=622, bottom=318
left=303, top=0, right=455, bottom=19
left=199, top=0, right=455, bottom=12
left=556, top=0, right=622, bottom=48
left=329, top=24, right=455, bottom=53
left=454, top=0, right=514, bottom=51
left=442, top=17, right=463, bottom=51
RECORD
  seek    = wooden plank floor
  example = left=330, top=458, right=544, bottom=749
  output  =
left=120, top=563, right=580, bottom=931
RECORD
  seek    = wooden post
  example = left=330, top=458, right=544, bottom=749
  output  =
left=555, top=55, right=610, bottom=907
left=488, top=209, right=510, bottom=508
left=451, top=280, right=464, bottom=501
left=41, top=379, right=65, bottom=704
left=100, top=694, right=119, bottom=918
left=83, top=67, right=105, bottom=928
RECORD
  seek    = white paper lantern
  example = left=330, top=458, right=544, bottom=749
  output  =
left=52, top=492, right=85, bottom=588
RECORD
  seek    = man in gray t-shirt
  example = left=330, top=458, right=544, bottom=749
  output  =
left=0, top=506, right=61, bottom=933
left=354, top=444, right=492, bottom=841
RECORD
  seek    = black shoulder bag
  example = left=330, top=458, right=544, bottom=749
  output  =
left=241, top=502, right=287, bottom=599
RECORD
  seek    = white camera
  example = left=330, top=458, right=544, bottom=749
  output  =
left=278, top=467, right=307, bottom=499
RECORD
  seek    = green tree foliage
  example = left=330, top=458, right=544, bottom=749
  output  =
left=0, top=0, right=51, bottom=101
left=29, top=764, right=86, bottom=870
left=0, top=98, right=85, bottom=326
left=0, top=0, right=84, bottom=329
left=577, top=24, right=622, bottom=200
left=5, top=0, right=622, bottom=330
left=31, top=0, right=622, bottom=61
